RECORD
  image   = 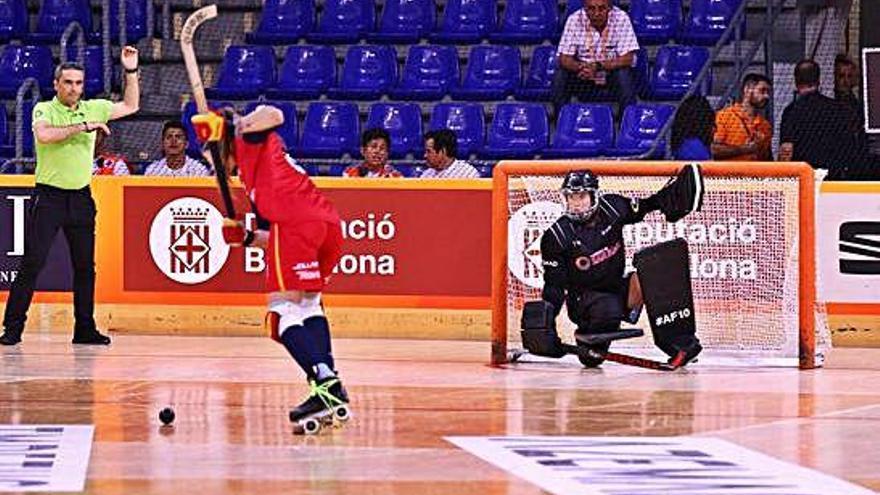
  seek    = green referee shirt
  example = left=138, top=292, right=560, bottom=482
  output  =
left=32, top=97, right=113, bottom=190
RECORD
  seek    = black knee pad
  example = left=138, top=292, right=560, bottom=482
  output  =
left=520, top=301, right=566, bottom=358
left=575, top=291, right=625, bottom=335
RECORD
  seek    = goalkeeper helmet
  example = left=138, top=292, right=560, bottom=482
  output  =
left=561, top=170, right=600, bottom=222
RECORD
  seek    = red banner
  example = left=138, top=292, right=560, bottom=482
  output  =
left=122, top=185, right=491, bottom=297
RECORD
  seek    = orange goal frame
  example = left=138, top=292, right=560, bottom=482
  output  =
left=491, top=161, right=819, bottom=369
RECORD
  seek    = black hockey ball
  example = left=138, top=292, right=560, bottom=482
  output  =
left=159, top=407, right=175, bottom=426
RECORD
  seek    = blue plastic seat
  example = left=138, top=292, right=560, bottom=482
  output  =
left=545, top=104, right=614, bottom=158
left=515, top=45, right=557, bottom=101
left=389, top=45, right=458, bottom=100
left=246, top=0, right=315, bottom=44
left=481, top=103, right=548, bottom=158
left=630, top=0, right=680, bottom=45
left=0, top=104, right=8, bottom=157
left=429, top=103, right=484, bottom=157
left=29, top=0, right=93, bottom=43
left=364, top=103, right=423, bottom=158
left=489, top=0, right=557, bottom=43
left=181, top=100, right=232, bottom=156
left=206, top=45, right=277, bottom=100
left=649, top=45, right=710, bottom=100
left=307, top=0, right=374, bottom=44
left=0, top=101, right=35, bottom=158
left=0, top=0, right=28, bottom=42
left=368, top=0, right=435, bottom=43
left=109, top=0, right=149, bottom=43
left=327, top=45, right=397, bottom=100
left=678, top=0, right=740, bottom=45
left=245, top=101, right=298, bottom=151
left=266, top=45, right=336, bottom=100
left=0, top=45, right=54, bottom=98
left=612, top=103, right=674, bottom=157
left=450, top=45, right=521, bottom=100
left=428, top=0, right=494, bottom=44
left=299, top=102, right=360, bottom=158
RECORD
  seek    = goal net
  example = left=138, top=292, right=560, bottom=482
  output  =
left=492, top=161, right=830, bottom=369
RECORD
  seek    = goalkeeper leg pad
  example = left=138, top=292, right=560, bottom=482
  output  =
left=633, top=237, right=701, bottom=360
left=520, top=301, right=566, bottom=358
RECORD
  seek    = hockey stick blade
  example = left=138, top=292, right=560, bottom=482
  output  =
left=561, top=344, right=677, bottom=371
left=180, top=4, right=236, bottom=219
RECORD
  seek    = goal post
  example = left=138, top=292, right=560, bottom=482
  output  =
left=491, top=161, right=826, bottom=370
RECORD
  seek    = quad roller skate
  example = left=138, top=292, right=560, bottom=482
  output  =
left=289, top=375, right=351, bottom=435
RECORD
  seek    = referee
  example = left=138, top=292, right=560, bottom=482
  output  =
left=1, top=46, right=140, bottom=346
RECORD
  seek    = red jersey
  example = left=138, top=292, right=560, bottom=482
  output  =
left=234, top=132, right=339, bottom=225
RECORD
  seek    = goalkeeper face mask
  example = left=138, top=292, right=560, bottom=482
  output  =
left=564, top=189, right=599, bottom=222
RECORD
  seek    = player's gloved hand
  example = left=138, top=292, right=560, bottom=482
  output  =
left=191, top=111, right=225, bottom=144
left=222, top=218, right=253, bottom=247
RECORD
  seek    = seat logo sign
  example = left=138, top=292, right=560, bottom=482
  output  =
left=839, top=222, right=880, bottom=275
left=508, top=201, right=564, bottom=289
left=149, top=197, right=230, bottom=284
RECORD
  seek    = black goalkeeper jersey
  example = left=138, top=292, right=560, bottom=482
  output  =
left=540, top=194, right=646, bottom=318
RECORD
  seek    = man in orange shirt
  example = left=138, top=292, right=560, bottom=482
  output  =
left=712, top=74, right=773, bottom=161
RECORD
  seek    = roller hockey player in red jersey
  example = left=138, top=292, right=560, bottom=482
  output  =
left=192, top=105, right=349, bottom=434
left=520, top=167, right=705, bottom=370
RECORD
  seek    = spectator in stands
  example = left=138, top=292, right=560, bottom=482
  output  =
left=92, top=130, right=131, bottom=175
left=834, top=54, right=861, bottom=117
left=144, top=121, right=211, bottom=176
left=344, top=128, right=403, bottom=178
left=712, top=74, right=773, bottom=161
left=552, top=0, right=639, bottom=118
left=420, top=129, right=480, bottom=179
left=671, top=95, right=715, bottom=161
left=779, top=59, right=865, bottom=179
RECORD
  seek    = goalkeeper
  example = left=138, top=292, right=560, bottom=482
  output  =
left=522, top=167, right=704, bottom=368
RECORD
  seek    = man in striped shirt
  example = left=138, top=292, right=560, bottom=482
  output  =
left=553, top=0, right=640, bottom=117
left=144, top=121, right=211, bottom=176
left=420, top=129, right=480, bottom=179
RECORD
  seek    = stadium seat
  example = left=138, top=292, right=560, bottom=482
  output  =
left=29, top=0, right=93, bottom=43
left=389, top=45, right=459, bottom=100
left=489, top=0, right=557, bottom=44
left=648, top=45, right=710, bottom=100
left=0, top=104, right=8, bottom=157
left=428, top=0, right=494, bottom=44
left=0, top=45, right=54, bottom=98
left=476, top=164, right=493, bottom=178
left=368, top=0, right=435, bottom=43
left=678, top=0, right=741, bottom=46
left=266, top=45, right=336, bottom=100
left=481, top=103, right=548, bottom=158
left=327, top=45, right=397, bottom=100
left=0, top=0, right=28, bottom=42
left=545, top=104, right=614, bottom=158
left=0, top=101, right=35, bottom=158
left=206, top=45, right=277, bottom=100
left=246, top=0, right=315, bottom=44
left=181, top=100, right=232, bottom=157
left=450, top=45, right=521, bottom=100
left=307, top=0, right=375, bottom=44
left=515, top=45, right=557, bottom=101
left=629, top=0, right=681, bottom=45
left=612, top=103, right=674, bottom=157
left=365, top=103, right=423, bottom=158
left=429, top=103, right=485, bottom=157
left=634, top=47, right=650, bottom=98
left=299, top=102, right=360, bottom=158
left=108, top=0, right=149, bottom=43
left=245, top=101, right=298, bottom=151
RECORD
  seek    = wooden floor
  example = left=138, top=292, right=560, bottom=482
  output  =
left=1, top=334, right=879, bottom=494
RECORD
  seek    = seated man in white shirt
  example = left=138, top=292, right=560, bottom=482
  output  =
left=144, top=120, right=212, bottom=177
left=420, top=129, right=480, bottom=179
left=553, top=0, right=640, bottom=118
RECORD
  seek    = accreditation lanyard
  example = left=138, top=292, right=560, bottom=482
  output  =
left=580, top=10, right=611, bottom=62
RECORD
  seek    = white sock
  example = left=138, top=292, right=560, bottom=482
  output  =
left=314, top=363, right=335, bottom=380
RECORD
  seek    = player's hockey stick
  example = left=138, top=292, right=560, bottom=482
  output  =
left=180, top=4, right=236, bottom=219
left=507, top=345, right=679, bottom=371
